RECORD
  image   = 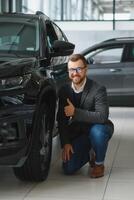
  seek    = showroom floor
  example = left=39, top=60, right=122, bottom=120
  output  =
left=0, top=107, right=134, bottom=200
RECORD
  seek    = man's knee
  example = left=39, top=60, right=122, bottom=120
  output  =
left=90, top=124, right=104, bottom=137
left=89, top=124, right=112, bottom=144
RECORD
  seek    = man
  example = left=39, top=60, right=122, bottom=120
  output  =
left=57, top=54, right=114, bottom=178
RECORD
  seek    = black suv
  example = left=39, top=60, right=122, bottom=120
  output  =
left=0, top=12, right=74, bottom=181
left=82, top=37, right=134, bottom=106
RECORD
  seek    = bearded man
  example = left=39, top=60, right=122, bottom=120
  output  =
left=57, top=54, right=114, bottom=178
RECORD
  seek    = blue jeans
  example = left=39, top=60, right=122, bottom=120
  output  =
left=62, top=124, right=113, bottom=175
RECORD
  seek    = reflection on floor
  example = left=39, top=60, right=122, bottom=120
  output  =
left=0, top=107, right=134, bottom=200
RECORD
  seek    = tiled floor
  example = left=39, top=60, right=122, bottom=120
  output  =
left=0, top=107, right=134, bottom=200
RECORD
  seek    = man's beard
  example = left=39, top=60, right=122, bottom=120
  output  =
left=70, top=75, right=85, bottom=85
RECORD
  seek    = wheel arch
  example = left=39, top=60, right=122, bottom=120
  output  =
left=37, top=85, right=57, bottom=109
left=25, top=84, right=57, bottom=159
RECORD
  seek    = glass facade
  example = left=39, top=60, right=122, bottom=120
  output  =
left=21, top=0, right=134, bottom=21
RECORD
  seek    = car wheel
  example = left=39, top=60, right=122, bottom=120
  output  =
left=13, top=103, right=54, bottom=182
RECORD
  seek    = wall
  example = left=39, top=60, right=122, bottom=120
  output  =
left=56, top=21, right=134, bottom=53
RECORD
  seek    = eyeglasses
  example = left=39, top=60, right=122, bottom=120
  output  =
left=68, top=66, right=87, bottom=73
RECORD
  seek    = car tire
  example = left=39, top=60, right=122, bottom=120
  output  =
left=13, top=103, right=54, bottom=182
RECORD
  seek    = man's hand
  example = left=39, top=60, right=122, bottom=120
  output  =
left=64, top=98, right=75, bottom=117
left=62, top=144, right=74, bottom=161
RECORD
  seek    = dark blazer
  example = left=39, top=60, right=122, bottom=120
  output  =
left=57, top=78, right=114, bottom=147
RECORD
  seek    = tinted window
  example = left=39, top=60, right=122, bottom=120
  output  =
left=126, top=45, right=134, bottom=62
left=52, top=23, right=67, bottom=41
left=46, top=23, right=57, bottom=48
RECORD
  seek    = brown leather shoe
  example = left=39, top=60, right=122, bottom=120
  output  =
left=90, top=164, right=104, bottom=178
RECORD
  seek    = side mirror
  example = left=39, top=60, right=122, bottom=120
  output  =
left=51, top=40, right=75, bottom=56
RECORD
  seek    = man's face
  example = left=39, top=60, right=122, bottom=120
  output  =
left=68, top=59, right=87, bottom=85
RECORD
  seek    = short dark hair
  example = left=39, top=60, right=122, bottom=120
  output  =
left=68, top=54, right=87, bottom=66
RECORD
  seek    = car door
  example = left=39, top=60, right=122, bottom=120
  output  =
left=85, top=44, right=125, bottom=99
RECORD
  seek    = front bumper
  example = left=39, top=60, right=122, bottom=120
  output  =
left=0, top=104, right=35, bottom=166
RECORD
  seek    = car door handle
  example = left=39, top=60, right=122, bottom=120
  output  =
left=110, top=68, right=122, bottom=72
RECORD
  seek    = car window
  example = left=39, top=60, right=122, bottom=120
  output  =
left=86, top=46, right=124, bottom=64
left=126, top=45, right=134, bottom=62
left=52, top=23, right=67, bottom=41
left=46, top=22, right=58, bottom=49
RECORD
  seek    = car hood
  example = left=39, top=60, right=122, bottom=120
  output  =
left=0, top=57, right=37, bottom=78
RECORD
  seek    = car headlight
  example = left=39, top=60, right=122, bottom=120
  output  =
left=1, top=74, right=31, bottom=88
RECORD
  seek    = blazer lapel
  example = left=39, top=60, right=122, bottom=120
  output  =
left=80, top=79, right=92, bottom=106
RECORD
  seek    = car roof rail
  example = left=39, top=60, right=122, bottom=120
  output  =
left=36, top=11, right=44, bottom=15
left=35, top=11, right=50, bottom=20
left=103, top=37, right=134, bottom=43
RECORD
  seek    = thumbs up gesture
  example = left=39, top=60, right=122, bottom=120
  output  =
left=64, top=98, right=75, bottom=117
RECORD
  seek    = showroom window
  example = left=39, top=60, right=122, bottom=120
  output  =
left=21, top=0, right=134, bottom=21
